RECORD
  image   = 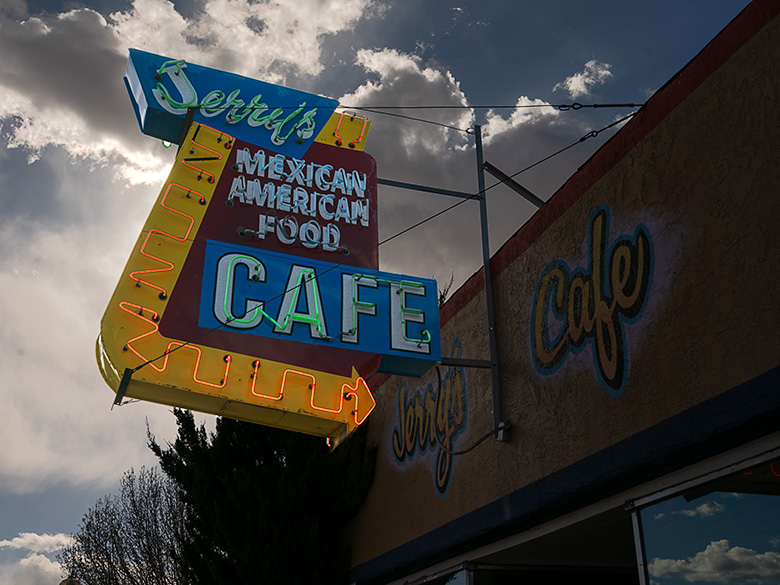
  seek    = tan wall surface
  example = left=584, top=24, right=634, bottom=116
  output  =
left=350, top=4, right=780, bottom=573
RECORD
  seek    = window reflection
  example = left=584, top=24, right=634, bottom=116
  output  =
left=641, top=459, right=780, bottom=585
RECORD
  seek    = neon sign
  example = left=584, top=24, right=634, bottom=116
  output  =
left=103, top=51, right=442, bottom=441
left=198, top=241, right=441, bottom=377
left=156, top=133, right=383, bottom=381
left=125, top=49, right=338, bottom=158
left=98, top=123, right=379, bottom=445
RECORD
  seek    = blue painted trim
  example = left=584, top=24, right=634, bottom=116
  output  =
left=349, top=365, right=780, bottom=585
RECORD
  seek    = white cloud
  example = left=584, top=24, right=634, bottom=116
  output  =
left=0, top=533, right=73, bottom=553
left=481, top=95, right=560, bottom=145
left=553, top=60, right=613, bottom=100
left=675, top=500, right=725, bottom=518
left=0, top=153, right=182, bottom=494
left=109, top=0, right=378, bottom=81
left=343, top=48, right=474, bottom=156
left=649, top=539, right=780, bottom=584
left=0, top=553, right=64, bottom=585
left=654, top=513, right=666, bottom=520
left=0, top=0, right=379, bottom=185
left=0, top=87, right=171, bottom=184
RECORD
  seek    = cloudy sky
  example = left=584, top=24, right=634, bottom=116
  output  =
left=643, top=487, right=780, bottom=585
left=0, top=0, right=753, bottom=582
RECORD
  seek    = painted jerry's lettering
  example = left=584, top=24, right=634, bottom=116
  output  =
left=531, top=205, right=652, bottom=395
left=391, top=340, right=467, bottom=498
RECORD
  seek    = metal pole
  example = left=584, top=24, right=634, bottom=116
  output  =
left=474, top=126, right=505, bottom=441
left=377, top=177, right=475, bottom=200
left=630, top=507, right=650, bottom=585
left=482, top=161, right=545, bottom=208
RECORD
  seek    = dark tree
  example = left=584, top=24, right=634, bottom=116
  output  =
left=149, top=409, right=376, bottom=585
left=59, top=466, right=188, bottom=585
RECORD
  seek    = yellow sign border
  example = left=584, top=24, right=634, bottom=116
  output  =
left=97, top=123, right=374, bottom=447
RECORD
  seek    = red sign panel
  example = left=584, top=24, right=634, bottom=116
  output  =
left=160, top=136, right=382, bottom=378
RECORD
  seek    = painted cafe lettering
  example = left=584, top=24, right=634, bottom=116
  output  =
left=531, top=206, right=652, bottom=395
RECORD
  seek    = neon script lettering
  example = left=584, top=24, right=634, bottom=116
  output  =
left=531, top=206, right=652, bottom=395
left=153, top=60, right=318, bottom=146
left=391, top=340, right=467, bottom=497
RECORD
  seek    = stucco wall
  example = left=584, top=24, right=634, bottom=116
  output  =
left=349, top=2, right=780, bottom=575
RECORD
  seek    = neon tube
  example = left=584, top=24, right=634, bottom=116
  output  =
left=342, top=376, right=374, bottom=425
left=118, top=301, right=230, bottom=388
left=333, top=112, right=368, bottom=149
left=249, top=360, right=283, bottom=400
left=349, top=115, right=368, bottom=148
left=129, top=183, right=201, bottom=298
left=181, top=124, right=231, bottom=184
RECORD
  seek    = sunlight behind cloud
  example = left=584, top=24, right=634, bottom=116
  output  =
left=0, top=0, right=380, bottom=185
left=342, top=48, right=474, bottom=156
left=109, top=0, right=378, bottom=79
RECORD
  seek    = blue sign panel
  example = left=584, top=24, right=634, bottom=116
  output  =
left=124, top=49, right=338, bottom=158
left=199, top=240, right=441, bottom=377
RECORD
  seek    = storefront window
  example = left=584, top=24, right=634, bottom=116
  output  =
left=640, top=459, right=780, bottom=585
left=423, top=569, right=469, bottom=585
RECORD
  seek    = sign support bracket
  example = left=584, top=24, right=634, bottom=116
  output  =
left=377, top=124, right=510, bottom=442
left=111, top=368, right=134, bottom=409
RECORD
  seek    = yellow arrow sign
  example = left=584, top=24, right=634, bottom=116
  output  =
left=97, top=123, right=374, bottom=447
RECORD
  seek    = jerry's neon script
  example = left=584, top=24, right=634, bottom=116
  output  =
left=125, top=49, right=338, bottom=157
left=154, top=59, right=317, bottom=146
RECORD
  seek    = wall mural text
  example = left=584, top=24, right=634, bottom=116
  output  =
left=531, top=205, right=652, bottom=395
left=391, top=339, right=467, bottom=498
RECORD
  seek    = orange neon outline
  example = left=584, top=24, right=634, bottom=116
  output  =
left=342, top=376, right=374, bottom=425
left=118, top=301, right=230, bottom=388
left=258, top=368, right=373, bottom=426
left=129, top=183, right=203, bottom=297
left=197, top=123, right=233, bottom=149
left=181, top=160, right=216, bottom=184
left=279, top=368, right=323, bottom=410
left=249, top=360, right=283, bottom=400
left=307, top=370, right=344, bottom=414
left=332, top=113, right=345, bottom=146
left=332, top=112, right=367, bottom=148
left=348, top=116, right=368, bottom=148
left=181, top=124, right=232, bottom=183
